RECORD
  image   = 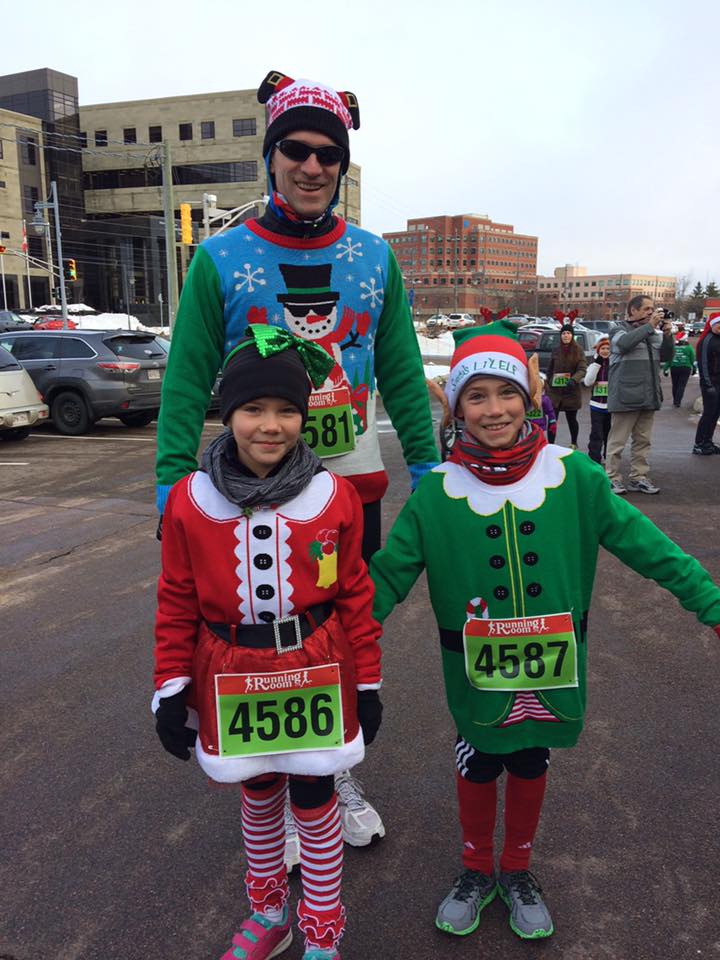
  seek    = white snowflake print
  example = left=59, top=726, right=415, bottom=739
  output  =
left=234, top=264, right=267, bottom=294
left=271, top=312, right=282, bottom=323
left=243, top=234, right=253, bottom=242
left=359, top=277, right=384, bottom=309
left=303, top=252, right=312, bottom=261
left=375, top=264, right=382, bottom=274
left=336, top=237, right=363, bottom=263
left=346, top=274, right=354, bottom=283
left=219, top=249, right=228, bottom=258
left=255, top=247, right=265, bottom=255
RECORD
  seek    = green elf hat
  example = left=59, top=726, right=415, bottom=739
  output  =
left=445, top=319, right=542, bottom=414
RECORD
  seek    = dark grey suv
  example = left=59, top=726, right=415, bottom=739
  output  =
left=0, top=329, right=167, bottom=435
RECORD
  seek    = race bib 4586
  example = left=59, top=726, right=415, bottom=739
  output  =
left=215, top=664, right=344, bottom=758
left=463, top=613, right=578, bottom=692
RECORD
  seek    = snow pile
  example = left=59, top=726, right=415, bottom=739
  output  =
left=423, top=362, right=450, bottom=381
left=417, top=332, right=455, bottom=357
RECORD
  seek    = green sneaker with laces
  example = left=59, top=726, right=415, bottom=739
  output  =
left=497, top=870, right=554, bottom=939
left=435, top=869, right=497, bottom=936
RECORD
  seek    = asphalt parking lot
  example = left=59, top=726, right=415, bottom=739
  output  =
left=1, top=389, right=719, bottom=960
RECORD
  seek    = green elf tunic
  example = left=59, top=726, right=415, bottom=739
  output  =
left=371, top=445, right=720, bottom=753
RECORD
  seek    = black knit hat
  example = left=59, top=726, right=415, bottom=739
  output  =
left=220, top=337, right=312, bottom=426
left=258, top=70, right=360, bottom=175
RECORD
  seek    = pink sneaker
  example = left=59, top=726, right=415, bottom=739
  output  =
left=220, top=906, right=292, bottom=960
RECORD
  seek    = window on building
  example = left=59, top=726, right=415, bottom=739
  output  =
left=22, top=185, right=39, bottom=216
left=179, top=123, right=193, bottom=141
left=79, top=131, right=87, bottom=148
left=0, top=139, right=3, bottom=159
left=0, top=231, right=8, bottom=238
left=233, top=118, right=257, bottom=137
left=149, top=125, right=162, bottom=143
left=123, top=128, right=137, bottom=144
left=95, top=130, right=108, bottom=147
left=201, top=121, right=215, bottom=140
left=0, top=181, right=5, bottom=188
left=21, top=137, right=37, bottom=165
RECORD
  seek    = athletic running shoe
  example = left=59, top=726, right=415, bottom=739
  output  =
left=626, top=477, right=660, bottom=494
left=693, top=443, right=720, bottom=455
left=283, top=796, right=300, bottom=873
left=497, top=870, right=554, bottom=940
left=435, top=869, right=497, bottom=935
left=335, top=771, right=385, bottom=846
left=609, top=478, right=627, bottom=495
left=220, top=906, right=292, bottom=960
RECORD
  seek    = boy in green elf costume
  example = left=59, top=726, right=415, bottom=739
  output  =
left=370, top=320, right=720, bottom=941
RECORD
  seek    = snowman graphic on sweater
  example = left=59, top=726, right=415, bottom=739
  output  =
left=276, top=262, right=370, bottom=390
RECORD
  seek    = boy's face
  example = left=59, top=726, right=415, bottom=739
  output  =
left=229, top=397, right=303, bottom=477
left=457, top=376, right=526, bottom=450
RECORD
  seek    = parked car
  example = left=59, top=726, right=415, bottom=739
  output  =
left=426, top=314, right=449, bottom=329
left=0, top=310, right=34, bottom=333
left=446, top=313, right=475, bottom=327
left=0, top=329, right=167, bottom=435
left=33, top=317, right=79, bottom=330
left=578, top=319, right=616, bottom=334
left=517, top=326, right=596, bottom=373
left=0, top=344, right=49, bottom=440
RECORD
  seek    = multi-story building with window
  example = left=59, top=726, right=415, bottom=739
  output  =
left=0, top=68, right=84, bottom=309
left=383, top=213, right=539, bottom=318
left=536, top=265, right=677, bottom=317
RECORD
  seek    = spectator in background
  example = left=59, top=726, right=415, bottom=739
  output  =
left=583, top=336, right=611, bottom=463
left=605, top=296, right=674, bottom=494
left=546, top=323, right=587, bottom=448
left=693, top=312, right=720, bottom=455
left=663, top=329, right=696, bottom=408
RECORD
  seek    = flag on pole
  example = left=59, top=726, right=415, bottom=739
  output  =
left=21, top=222, right=28, bottom=253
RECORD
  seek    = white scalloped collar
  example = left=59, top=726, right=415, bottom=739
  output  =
left=434, top=445, right=573, bottom=516
left=188, top=470, right=336, bottom=522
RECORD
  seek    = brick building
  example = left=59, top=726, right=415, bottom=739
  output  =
left=536, top=265, right=677, bottom=318
left=383, top=213, right=538, bottom=319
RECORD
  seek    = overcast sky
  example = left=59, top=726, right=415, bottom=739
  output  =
left=6, top=0, right=719, bottom=285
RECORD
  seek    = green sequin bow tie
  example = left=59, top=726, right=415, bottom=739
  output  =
left=224, top=323, right=335, bottom=388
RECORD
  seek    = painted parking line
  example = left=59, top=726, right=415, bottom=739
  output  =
left=0, top=462, right=29, bottom=466
left=29, top=433, right=158, bottom=443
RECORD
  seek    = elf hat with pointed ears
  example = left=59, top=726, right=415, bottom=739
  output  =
left=445, top=319, right=542, bottom=414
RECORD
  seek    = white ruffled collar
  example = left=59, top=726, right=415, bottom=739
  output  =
left=434, top=444, right=573, bottom=516
left=188, top=469, right=336, bottom=522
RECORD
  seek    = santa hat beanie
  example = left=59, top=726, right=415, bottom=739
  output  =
left=595, top=335, right=611, bottom=351
left=220, top=336, right=312, bottom=426
left=258, top=71, right=360, bottom=175
left=446, top=320, right=531, bottom=414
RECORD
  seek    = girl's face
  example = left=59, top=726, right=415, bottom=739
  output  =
left=457, top=376, right=526, bottom=450
left=230, top=396, right=303, bottom=477
left=598, top=342, right=610, bottom=358
left=560, top=330, right=573, bottom=345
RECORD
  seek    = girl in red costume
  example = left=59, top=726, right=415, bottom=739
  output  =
left=153, top=325, right=382, bottom=960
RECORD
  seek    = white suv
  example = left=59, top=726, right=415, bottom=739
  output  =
left=446, top=313, right=475, bottom=327
left=0, top=344, right=49, bottom=440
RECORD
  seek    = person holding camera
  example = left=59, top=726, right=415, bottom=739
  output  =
left=605, top=296, right=674, bottom=495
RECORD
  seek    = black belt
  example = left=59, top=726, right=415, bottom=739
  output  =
left=207, top=603, right=333, bottom=654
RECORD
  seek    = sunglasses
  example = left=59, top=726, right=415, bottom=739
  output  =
left=285, top=302, right=336, bottom=318
left=275, top=139, right=346, bottom=167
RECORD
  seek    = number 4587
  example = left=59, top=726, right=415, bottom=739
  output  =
left=474, top=640, right=568, bottom=680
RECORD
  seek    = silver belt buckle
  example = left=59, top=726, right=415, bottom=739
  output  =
left=273, top=614, right=303, bottom=654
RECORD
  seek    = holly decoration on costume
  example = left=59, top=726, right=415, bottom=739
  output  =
left=309, top=528, right=339, bottom=588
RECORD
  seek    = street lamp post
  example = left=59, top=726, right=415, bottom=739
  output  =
left=31, top=180, right=69, bottom=329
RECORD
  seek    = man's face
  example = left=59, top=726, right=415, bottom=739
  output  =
left=270, top=130, right=342, bottom=220
left=628, top=298, right=655, bottom=325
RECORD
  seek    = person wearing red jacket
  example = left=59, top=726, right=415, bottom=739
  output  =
left=153, top=326, right=382, bottom=960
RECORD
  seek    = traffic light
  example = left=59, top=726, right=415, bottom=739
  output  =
left=180, top=203, right=193, bottom=245
left=64, top=258, right=77, bottom=281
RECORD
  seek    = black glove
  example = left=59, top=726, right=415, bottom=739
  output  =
left=356, top=689, right=383, bottom=746
left=156, top=514, right=163, bottom=542
left=703, top=383, right=718, bottom=399
left=155, top=689, right=197, bottom=761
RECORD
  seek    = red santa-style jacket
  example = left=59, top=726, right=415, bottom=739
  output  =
left=154, top=467, right=382, bottom=783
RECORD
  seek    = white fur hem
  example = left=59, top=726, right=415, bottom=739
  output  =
left=195, top=728, right=366, bottom=783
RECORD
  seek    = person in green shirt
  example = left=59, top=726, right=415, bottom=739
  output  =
left=662, top=328, right=697, bottom=408
left=370, top=320, right=720, bottom=942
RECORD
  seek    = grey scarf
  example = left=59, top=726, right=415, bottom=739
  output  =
left=201, top=429, right=322, bottom=510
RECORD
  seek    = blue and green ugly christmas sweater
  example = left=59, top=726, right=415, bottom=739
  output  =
left=156, top=218, right=438, bottom=510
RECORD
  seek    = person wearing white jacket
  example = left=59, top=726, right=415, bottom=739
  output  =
left=583, top=336, right=611, bottom=463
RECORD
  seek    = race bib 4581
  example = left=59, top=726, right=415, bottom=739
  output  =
left=463, top=613, right=578, bottom=692
left=215, top=664, right=344, bottom=758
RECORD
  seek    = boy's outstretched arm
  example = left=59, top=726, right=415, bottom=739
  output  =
left=370, top=493, right=428, bottom=624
